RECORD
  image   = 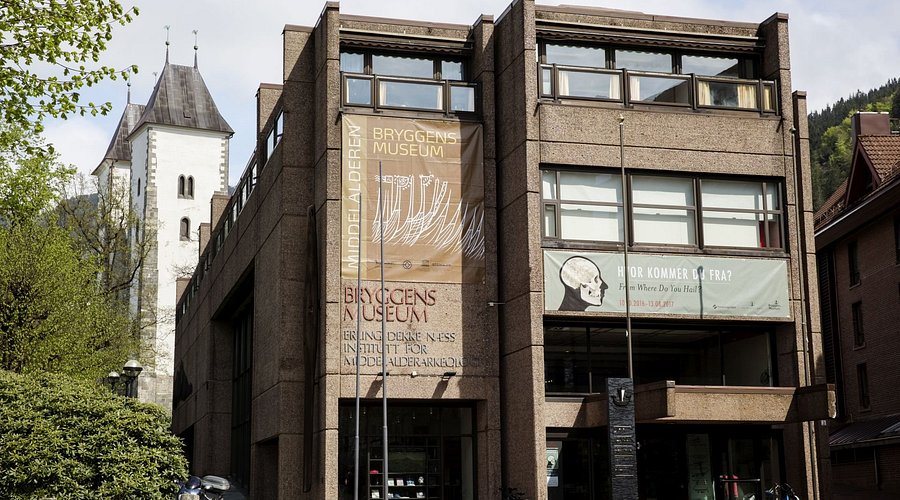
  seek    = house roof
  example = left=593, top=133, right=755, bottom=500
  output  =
left=858, top=135, right=900, bottom=183
left=132, top=62, right=233, bottom=137
left=830, top=414, right=900, bottom=448
left=93, top=102, right=145, bottom=175
left=814, top=133, right=900, bottom=230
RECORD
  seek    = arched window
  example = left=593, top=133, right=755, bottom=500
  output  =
left=137, top=178, right=142, bottom=197
left=180, top=217, right=191, bottom=241
left=187, top=176, right=195, bottom=199
left=178, top=175, right=186, bottom=197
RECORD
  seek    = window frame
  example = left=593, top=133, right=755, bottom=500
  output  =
left=857, top=363, right=870, bottom=411
left=540, top=167, right=786, bottom=253
left=851, top=301, right=864, bottom=348
left=537, top=41, right=776, bottom=113
left=848, top=240, right=860, bottom=286
left=177, top=175, right=185, bottom=198
left=340, top=49, right=478, bottom=115
left=180, top=217, right=191, bottom=242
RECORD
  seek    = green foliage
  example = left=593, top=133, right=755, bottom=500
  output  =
left=0, top=370, right=186, bottom=499
left=0, top=0, right=139, bottom=148
left=0, top=222, right=136, bottom=379
left=0, top=124, right=74, bottom=225
left=892, top=90, right=900, bottom=121
left=808, top=78, right=900, bottom=209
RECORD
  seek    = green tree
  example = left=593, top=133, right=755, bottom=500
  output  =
left=0, top=124, right=73, bottom=225
left=891, top=90, right=900, bottom=122
left=0, top=222, right=136, bottom=379
left=0, top=370, right=187, bottom=499
left=0, top=0, right=139, bottom=148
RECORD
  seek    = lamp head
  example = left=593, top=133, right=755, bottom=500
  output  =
left=123, top=358, right=143, bottom=378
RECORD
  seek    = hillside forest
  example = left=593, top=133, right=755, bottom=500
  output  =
left=809, top=78, right=900, bottom=210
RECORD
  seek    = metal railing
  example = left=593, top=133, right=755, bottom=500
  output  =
left=342, top=73, right=478, bottom=114
left=539, top=63, right=777, bottom=113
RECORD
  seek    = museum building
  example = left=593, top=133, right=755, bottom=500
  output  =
left=172, top=2, right=835, bottom=499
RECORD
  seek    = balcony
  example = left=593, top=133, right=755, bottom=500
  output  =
left=342, top=73, right=477, bottom=114
left=539, top=63, right=777, bottom=113
left=544, top=381, right=836, bottom=427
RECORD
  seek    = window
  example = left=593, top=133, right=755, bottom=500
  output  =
left=541, top=169, right=784, bottom=250
left=538, top=41, right=775, bottom=112
left=857, top=363, right=870, bottom=410
left=848, top=240, right=860, bottom=285
left=632, top=175, right=696, bottom=246
left=137, top=178, right=141, bottom=197
left=178, top=175, right=185, bottom=198
left=700, top=179, right=782, bottom=249
left=543, top=325, right=773, bottom=394
left=340, top=50, right=476, bottom=113
left=542, top=170, right=623, bottom=242
left=264, top=110, right=284, bottom=161
left=180, top=217, right=191, bottom=241
left=852, top=302, right=864, bottom=347
left=187, top=176, right=194, bottom=199
left=231, top=308, right=253, bottom=489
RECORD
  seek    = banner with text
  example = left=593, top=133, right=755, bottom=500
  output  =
left=341, top=115, right=484, bottom=284
left=544, top=250, right=791, bottom=319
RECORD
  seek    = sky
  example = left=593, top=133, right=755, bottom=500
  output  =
left=39, top=0, right=900, bottom=185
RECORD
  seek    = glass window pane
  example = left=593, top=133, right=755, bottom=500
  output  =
left=701, top=180, right=763, bottom=210
left=541, top=67, right=552, bottom=96
left=379, top=80, right=442, bottom=110
left=765, top=183, right=780, bottom=210
left=545, top=44, right=605, bottom=68
left=702, top=211, right=761, bottom=247
left=761, top=213, right=782, bottom=248
left=544, top=204, right=557, bottom=237
left=615, top=50, right=672, bottom=72
left=632, top=176, right=693, bottom=206
left=762, top=83, right=776, bottom=112
left=345, top=77, right=372, bottom=105
left=682, top=55, right=740, bottom=77
left=560, top=204, right=622, bottom=242
left=696, top=80, right=757, bottom=108
left=633, top=207, right=695, bottom=245
left=373, top=54, right=434, bottom=79
left=629, top=75, right=690, bottom=104
left=441, top=60, right=463, bottom=80
left=340, top=52, right=364, bottom=73
left=542, top=171, right=557, bottom=199
left=558, top=172, right=621, bottom=203
left=450, top=85, right=475, bottom=112
left=557, top=70, right=621, bottom=99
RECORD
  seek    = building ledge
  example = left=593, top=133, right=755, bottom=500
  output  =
left=545, top=381, right=835, bottom=427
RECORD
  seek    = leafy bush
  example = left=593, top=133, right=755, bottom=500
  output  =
left=0, top=370, right=187, bottom=499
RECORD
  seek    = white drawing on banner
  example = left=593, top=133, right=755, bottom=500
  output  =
left=373, top=174, right=484, bottom=259
left=558, top=256, right=609, bottom=311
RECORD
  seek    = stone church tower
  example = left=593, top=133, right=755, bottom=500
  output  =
left=95, top=52, right=232, bottom=411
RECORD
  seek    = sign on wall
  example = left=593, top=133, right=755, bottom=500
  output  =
left=341, top=115, right=484, bottom=284
left=543, top=250, right=791, bottom=319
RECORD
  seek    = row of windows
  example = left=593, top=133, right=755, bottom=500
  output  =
left=340, top=51, right=477, bottom=113
left=542, top=169, right=783, bottom=250
left=539, top=43, right=776, bottom=112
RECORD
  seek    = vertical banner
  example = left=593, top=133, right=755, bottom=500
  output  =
left=341, top=115, right=484, bottom=284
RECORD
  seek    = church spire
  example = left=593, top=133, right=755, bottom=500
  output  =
left=164, top=25, right=171, bottom=63
left=193, top=30, right=199, bottom=69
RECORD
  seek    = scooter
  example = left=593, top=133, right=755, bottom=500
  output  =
left=176, top=475, right=232, bottom=500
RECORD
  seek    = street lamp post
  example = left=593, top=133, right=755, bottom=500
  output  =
left=122, top=358, right=143, bottom=398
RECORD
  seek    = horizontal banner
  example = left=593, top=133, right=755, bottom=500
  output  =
left=544, top=250, right=791, bottom=319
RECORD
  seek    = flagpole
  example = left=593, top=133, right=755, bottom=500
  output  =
left=379, top=160, right=389, bottom=500
left=619, top=114, right=634, bottom=380
left=353, top=184, right=363, bottom=500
